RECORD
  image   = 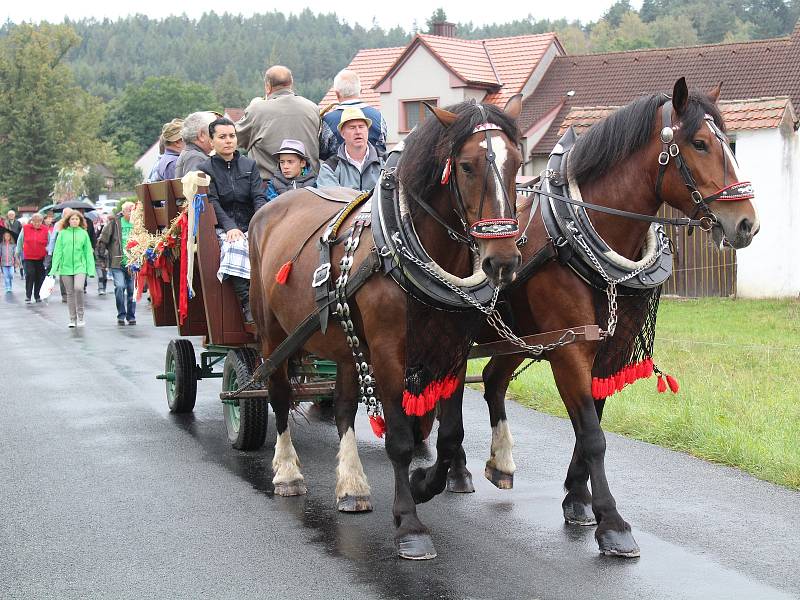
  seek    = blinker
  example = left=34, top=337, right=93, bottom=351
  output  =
left=660, top=127, right=674, bottom=143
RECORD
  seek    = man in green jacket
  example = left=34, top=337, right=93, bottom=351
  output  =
left=98, top=202, right=136, bottom=325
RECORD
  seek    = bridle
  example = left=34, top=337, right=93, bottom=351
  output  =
left=654, top=99, right=754, bottom=232
left=413, top=105, right=519, bottom=250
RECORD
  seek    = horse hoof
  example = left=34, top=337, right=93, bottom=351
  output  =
left=337, top=494, right=373, bottom=513
left=563, top=501, right=597, bottom=526
left=597, top=528, right=640, bottom=558
left=485, top=465, right=514, bottom=489
left=274, top=480, right=307, bottom=497
left=446, top=471, right=475, bottom=493
left=396, top=534, right=437, bottom=560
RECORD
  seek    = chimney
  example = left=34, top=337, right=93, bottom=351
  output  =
left=432, top=21, right=456, bottom=38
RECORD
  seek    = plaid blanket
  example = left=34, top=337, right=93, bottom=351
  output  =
left=216, top=231, right=250, bottom=281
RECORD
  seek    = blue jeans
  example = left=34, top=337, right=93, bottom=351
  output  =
left=2, top=265, right=13, bottom=291
left=111, top=267, right=136, bottom=321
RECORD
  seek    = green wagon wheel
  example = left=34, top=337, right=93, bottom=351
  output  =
left=165, top=339, right=197, bottom=413
left=222, top=348, right=268, bottom=450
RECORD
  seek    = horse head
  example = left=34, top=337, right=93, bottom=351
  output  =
left=398, top=97, right=523, bottom=287
left=657, top=77, right=759, bottom=249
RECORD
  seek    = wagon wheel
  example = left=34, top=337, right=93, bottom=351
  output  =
left=222, top=348, right=268, bottom=451
left=164, top=339, right=198, bottom=413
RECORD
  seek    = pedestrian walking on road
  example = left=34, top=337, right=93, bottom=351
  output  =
left=49, top=211, right=95, bottom=327
left=18, top=214, right=49, bottom=303
left=98, top=202, right=136, bottom=325
left=1, top=230, right=19, bottom=293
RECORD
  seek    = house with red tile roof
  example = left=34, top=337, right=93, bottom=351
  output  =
left=320, top=23, right=564, bottom=148
left=519, top=24, right=800, bottom=298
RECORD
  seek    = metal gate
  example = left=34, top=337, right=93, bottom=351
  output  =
left=659, top=205, right=737, bottom=297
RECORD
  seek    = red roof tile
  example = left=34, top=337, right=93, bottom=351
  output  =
left=224, top=107, right=244, bottom=123
left=371, top=33, right=561, bottom=107
left=558, top=97, right=795, bottom=137
left=522, top=27, right=800, bottom=155
left=319, top=46, right=406, bottom=109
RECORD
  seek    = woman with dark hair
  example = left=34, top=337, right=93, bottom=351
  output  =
left=199, top=117, right=267, bottom=323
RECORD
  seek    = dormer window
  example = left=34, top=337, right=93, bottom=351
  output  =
left=401, top=98, right=438, bottom=132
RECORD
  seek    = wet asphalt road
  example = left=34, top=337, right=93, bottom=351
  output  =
left=1, top=289, right=798, bottom=600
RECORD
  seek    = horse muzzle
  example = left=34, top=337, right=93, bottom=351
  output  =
left=712, top=215, right=758, bottom=249
left=482, top=252, right=521, bottom=288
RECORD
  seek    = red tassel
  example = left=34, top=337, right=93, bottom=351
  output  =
left=657, top=374, right=667, bottom=393
left=591, top=378, right=599, bottom=399
left=438, top=375, right=459, bottom=400
left=369, top=415, right=386, bottom=438
left=275, top=261, right=293, bottom=285
left=666, top=374, right=679, bottom=394
left=615, top=371, right=625, bottom=391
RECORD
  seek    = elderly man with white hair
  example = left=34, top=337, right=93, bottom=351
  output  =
left=319, top=69, right=387, bottom=160
left=175, top=111, right=218, bottom=178
left=98, top=202, right=137, bottom=325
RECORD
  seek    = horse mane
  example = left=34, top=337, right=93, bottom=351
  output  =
left=396, top=100, right=520, bottom=214
left=569, top=91, right=725, bottom=186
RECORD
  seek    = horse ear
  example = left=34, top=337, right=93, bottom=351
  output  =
left=503, top=94, right=523, bottom=120
left=708, top=81, right=722, bottom=104
left=425, top=103, right=458, bottom=128
left=672, top=77, right=689, bottom=115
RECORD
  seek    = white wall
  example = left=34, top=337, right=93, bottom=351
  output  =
left=380, top=46, right=472, bottom=145
left=135, top=140, right=160, bottom=180
left=735, top=126, right=800, bottom=298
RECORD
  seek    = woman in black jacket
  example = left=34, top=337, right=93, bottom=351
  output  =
left=199, top=117, right=267, bottom=322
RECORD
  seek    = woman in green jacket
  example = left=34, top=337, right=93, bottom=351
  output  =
left=50, top=211, right=95, bottom=327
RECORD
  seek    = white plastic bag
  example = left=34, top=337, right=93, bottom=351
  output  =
left=40, top=275, right=56, bottom=299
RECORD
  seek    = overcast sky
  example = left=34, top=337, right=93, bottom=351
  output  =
left=6, top=1, right=643, bottom=30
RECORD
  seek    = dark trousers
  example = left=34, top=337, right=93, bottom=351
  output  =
left=24, top=259, right=45, bottom=300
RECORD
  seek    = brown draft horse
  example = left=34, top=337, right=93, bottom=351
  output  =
left=248, top=98, right=524, bottom=559
left=456, top=78, right=759, bottom=557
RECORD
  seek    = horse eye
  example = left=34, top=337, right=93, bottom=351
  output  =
left=459, top=162, right=473, bottom=174
left=692, top=140, right=707, bottom=152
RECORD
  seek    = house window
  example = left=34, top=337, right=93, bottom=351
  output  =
left=402, top=99, right=438, bottom=132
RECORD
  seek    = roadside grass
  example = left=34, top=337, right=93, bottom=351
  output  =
left=468, top=298, right=800, bottom=490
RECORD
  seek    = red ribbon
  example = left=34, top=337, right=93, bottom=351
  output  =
left=178, top=214, right=189, bottom=325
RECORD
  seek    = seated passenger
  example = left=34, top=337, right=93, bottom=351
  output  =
left=152, top=118, right=185, bottom=181
left=199, top=117, right=267, bottom=323
left=266, top=139, right=317, bottom=200
left=175, top=111, right=217, bottom=178
left=316, top=107, right=382, bottom=192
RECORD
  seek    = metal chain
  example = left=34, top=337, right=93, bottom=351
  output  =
left=336, top=217, right=382, bottom=422
left=486, top=310, right=578, bottom=356
left=391, top=231, right=501, bottom=315
left=567, top=222, right=667, bottom=339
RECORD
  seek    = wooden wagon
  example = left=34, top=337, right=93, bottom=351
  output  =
left=135, top=178, right=336, bottom=451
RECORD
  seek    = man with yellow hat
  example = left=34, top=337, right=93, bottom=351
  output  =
left=153, top=118, right=185, bottom=181
left=316, top=107, right=382, bottom=192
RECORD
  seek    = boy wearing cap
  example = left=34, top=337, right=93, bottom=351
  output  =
left=316, top=107, right=382, bottom=192
left=266, top=139, right=317, bottom=201
left=153, top=118, right=185, bottom=181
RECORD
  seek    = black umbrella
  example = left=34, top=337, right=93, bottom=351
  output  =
left=0, top=225, right=19, bottom=242
left=54, top=200, right=95, bottom=211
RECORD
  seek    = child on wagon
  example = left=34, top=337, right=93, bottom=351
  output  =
left=266, top=139, right=317, bottom=200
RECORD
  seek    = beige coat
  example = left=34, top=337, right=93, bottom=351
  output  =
left=235, top=89, right=320, bottom=180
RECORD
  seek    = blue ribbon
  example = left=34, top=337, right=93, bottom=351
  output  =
left=192, top=193, right=206, bottom=237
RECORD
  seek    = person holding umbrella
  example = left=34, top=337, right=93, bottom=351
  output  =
left=1, top=226, right=19, bottom=294
left=49, top=211, right=95, bottom=327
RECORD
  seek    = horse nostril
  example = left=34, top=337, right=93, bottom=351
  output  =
left=737, top=218, right=753, bottom=237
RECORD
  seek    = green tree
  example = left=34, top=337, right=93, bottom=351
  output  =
left=603, top=0, right=634, bottom=28
left=214, top=67, right=248, bottom=109
left=103, top=75, right=220, bottom=154
left=426, top=8, right=448, bottom=32
left=649, top=14, right=699, bottom=47
left=557, top=25, right=590, bottom=54
left=0, top=23, right=107, bottom=209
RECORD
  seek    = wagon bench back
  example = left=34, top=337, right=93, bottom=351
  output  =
left=135, top=178, right=256, bottom=346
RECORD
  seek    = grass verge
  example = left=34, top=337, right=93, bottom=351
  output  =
left=468, top=298, right=800, bottom=490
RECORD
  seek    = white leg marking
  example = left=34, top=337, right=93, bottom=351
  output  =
left=272, top=429, right=304, bottom=484
left=335, top=428, right=371, bottom=499
left=486, top=419, right=516, bottom=475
